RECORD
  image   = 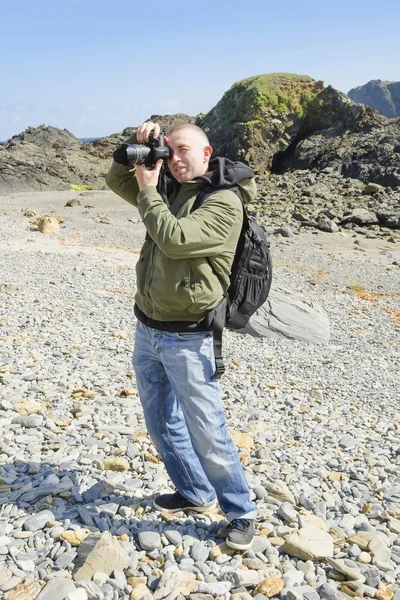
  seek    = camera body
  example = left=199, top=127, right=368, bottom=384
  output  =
left=113, top=130, right=172, bottom=169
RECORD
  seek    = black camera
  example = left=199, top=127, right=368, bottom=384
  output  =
left=113, top=130, right=172, bottom=169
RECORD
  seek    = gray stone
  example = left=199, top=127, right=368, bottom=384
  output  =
left=327, top=558, right=365, bottom=582
left=318, top=217, right=339, bottom=233
left=319, top=583, right=348, bottom=600
left=82, top=481, right=114, bottom=503
left=138, top=530, right=162, bottom=551
left=36, top=578, right=77, bottom=600
left=242, top=285, right=330, bottom=344
left=190, top=541, right=210, bottom=562
left=164, top=530, right=182, bottom=546
left=24, top=510, right=55, bottom=531
left=11, top=415, right=44, bottom=427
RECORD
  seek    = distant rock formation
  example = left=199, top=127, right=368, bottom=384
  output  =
left=348, top=80, right=400, bottom=118
left=1, top=75, right=400, bottom=195
left=0, top=115, right=195, bottom=194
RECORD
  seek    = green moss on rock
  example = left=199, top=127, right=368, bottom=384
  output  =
left=217, top=73, right=319, bottom=122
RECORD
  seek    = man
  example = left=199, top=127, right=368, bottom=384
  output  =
left=106, top=121, right=257, bottom=550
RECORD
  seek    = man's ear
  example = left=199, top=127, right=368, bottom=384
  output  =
left=203, top=145, right=213, bottom=163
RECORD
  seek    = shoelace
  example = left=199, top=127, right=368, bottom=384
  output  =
left=230, top=518, right=251, bottom=530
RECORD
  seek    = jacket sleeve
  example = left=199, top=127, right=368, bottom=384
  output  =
left=105, top=133, right=140, bottom=207
left=136, top=186, right=243, bottom=259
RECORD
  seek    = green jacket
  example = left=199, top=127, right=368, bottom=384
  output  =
left=105, top=140, right=257, bottom=324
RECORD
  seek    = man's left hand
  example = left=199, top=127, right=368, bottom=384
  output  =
left=136, top=160, right=163, bottom=192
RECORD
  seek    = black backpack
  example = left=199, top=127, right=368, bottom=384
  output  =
left=191, top=185, right=273, bottom=379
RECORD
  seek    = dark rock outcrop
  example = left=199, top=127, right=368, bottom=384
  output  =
left=273, top=87, right=400, bottom=188
left=348, top=80, right=400, bottom=118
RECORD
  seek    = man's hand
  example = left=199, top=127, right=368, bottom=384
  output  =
left=136, top=160, right=163, bottom=192
left=136, top=121, right=160, bottom=143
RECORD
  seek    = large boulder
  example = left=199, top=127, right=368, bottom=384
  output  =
left=348, top=79, right=400, bottom=118
left=240, top=284, right=330, bottom=344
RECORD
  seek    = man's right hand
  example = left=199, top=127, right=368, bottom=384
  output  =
left=136, top=121, right=160, bottom=143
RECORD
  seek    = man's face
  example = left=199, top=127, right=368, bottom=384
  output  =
left=167, top=128, right=212, bottom=183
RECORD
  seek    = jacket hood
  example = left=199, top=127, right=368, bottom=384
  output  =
left=199, top=157, right=254, bottom=187
left=198, top=157, right=257, bottom=205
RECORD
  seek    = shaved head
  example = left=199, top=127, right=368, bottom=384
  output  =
left=168, top=124, right=210, bottom=146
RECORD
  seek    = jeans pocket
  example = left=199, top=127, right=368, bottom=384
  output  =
left=173, top=331, right=211, bottom=341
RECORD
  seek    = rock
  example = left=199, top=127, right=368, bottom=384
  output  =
left=274, top=226, right=295, bottom=238
left=24, top=510, right=55, bottom=531
left=11, top=415, right=44, bottom=428
left=73, top=532, right=129, bottom=581
left=0, top=283, right=23, bottom=293
left=131, top=584, right=151, bottom=600
left=153, top=568, right=182, bottom=600
left=264, top=480, right=296, bottom=504
left=138, top=530, right=162, bottom=551
left=0, top=567, right=12, bottom=587
left=198, top=582, right=232, bottom=596
left=376, top=588, right=394, bottom=600
left=242, top=284, right=330, bottom=344
left=283, top=527, right=334, bottom=560
left=327, top=558, right=365, bottom=582
left=36, top=578, right=77, bottom=600
left=222, top=570, right=261, bottom=588
left=197, top=73, right=324, bottom=173
left=82, top=480, right=114, bottom=503
left=340, top=209, right=379, bottom=226
left=339, top=435, right=357, bottom=450
left=358, top=565, right=380, bottom=588
left=37, top=216, right=60, bottom=234
left=254, top=578, right=284, bottom=598
left=4, top=579, right=41, bottom=600
left=318, top=217, right=339, bottom=233
left=60, top=529, right=89, bottom=546
left=348, top=81, right=400, bottom=118
left=388, top=518, right=400, bottom=534
left=65, top=198, right=82, bottom=207
left=231, top=594, right=253, bottom=600
left=74, top=581, right=103, bottom=599
left=347, top=532, right=375, bottom=551
left=229, top=430, right=254, bottom=452
left=189, top=541, right=210, bottom=562
left=319, top=582, right=349, bottom=600
left=66, top=591, right=88, bottom=600
left=376, top=211, right=400, bottom=229
left=358, top=552, right=371, bottom=564
left=13, top=399, right=42, bottom=415
left=103, top=457, right=130, bottom=471
left=278, top=502, right=298, bottom=523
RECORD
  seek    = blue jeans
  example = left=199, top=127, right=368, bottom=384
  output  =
left=132, top=321, right=257, bottom=521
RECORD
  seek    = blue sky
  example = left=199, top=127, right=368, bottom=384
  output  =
left=1, top=0, right=399, bottom=140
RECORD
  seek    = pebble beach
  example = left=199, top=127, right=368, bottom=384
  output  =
left=0, top=189, right=399, bottom=600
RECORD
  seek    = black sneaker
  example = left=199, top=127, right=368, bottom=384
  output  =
left=153, top=492, right=217, bottom=514
left=226, top=518, right=255, bottom=550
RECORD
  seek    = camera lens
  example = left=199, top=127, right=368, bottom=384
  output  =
left=125, top=144, right=151, bottom=165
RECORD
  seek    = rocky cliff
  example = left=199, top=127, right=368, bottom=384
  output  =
left=197, top=73, right=324, bottom=174
left=348, top=79, right=400, bottom=118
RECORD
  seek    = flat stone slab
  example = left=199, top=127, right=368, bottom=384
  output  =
left=240, top=284, right=330, bottom=344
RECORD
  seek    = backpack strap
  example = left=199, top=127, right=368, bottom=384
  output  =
left=191, top=184, right=244, bottom=379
